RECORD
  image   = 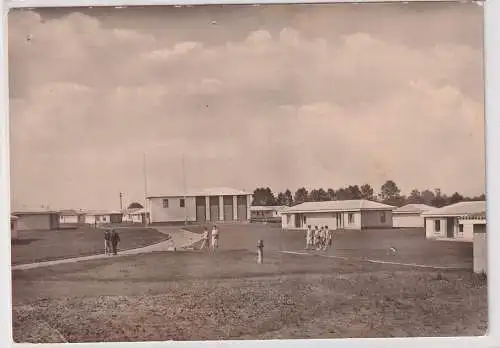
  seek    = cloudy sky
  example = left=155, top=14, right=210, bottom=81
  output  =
left=8, top=2, right=485, bottom=211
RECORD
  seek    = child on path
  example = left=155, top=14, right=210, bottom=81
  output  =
left=200, top=227, right=210, bottom=250
left=104, top=229, right=111, bottom=255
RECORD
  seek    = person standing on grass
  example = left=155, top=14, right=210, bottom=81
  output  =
left=325, top=226, right=332, bottom=250
left=305, top=225, right=313, bottom=250
left=314, top=226, right=321, bottom=250
left=110, top=228, right=121, bottom=255
left=200, top=227, right=210, bottom=250
left=211, top=225, right=219, bottom=250
left=104, top=229, right=111, bottom=255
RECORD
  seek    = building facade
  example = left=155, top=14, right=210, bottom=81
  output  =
left=281, top=200, right=394, bottom=230
left=147, top=187, right=252, bottom=224
left=13, top=211, right=61, bottom=231
left=122, top=208, right=150, bottom=224
left=392, top=204, right=434, bottom=228
left=59, top=210, right=86, bottom=225
left=472, top=215, right=487, bottom=274
left=250, top=205, right=286, bottom=223
left=422, top=201, right=485, bottom=242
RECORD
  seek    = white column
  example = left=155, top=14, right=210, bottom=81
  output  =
left=233, top=195, right=238, bottom=221
left=219, top=196, right=224, bottom=221
left=246, top=195, right=251, bottom=222
left=205, top=196, right=210, bottom=221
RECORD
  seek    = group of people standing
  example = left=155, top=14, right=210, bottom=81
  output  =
left=104, top=228, right=121, bottom=256
left=200, top=225, right=220, bottom=251
left=306, top=225, right=333, bottom=251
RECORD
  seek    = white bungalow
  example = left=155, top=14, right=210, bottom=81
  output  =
left=250, top=205, right=287, bottom=222
left=146, top=187, right=252, bottom=224
left=422, top=201, right=485, bottom=242
left=122, top=208, right=150, bottom=224
left=85, top=210, right=123, bottom=225
left=59, top=209, right=86, bottom=225
left=392, top=203, right=435, bottom=228
left=281, top=199, right=395, bottom=230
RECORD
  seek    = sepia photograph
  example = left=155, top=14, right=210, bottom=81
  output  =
left=8, top=1, right=487, bottom=343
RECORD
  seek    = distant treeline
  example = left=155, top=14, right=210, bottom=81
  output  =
left=251, top=180, right=485, bottom=208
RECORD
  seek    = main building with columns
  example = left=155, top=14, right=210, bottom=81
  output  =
left=146, top=187, right=252, bottom=224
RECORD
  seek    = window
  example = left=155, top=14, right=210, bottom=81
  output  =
left=287, top=215, right=291, bottom=225
left=180, top=199, right=185, bottom=208
left=163, top=199, right=169, bottom=208
left=458, top=224, right=464, bottom=234
left=380, top=212, right=386, bottom=223
left=434, top=220, right=441, bottom=232
left=303, top=216, right=307, bottom=224
left=348, top=213, right=354, bottom=224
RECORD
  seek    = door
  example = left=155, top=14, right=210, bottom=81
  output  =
left=295, top=214, right=302, bottom=228
left=210, top=197, right=220, bottom=221
left=446, top=217, right=455, bottom=238
left=196, top=196, right=206, bottom=222
left=336, top=212, right=344, bottom=229
left=223, top=196, right=233, bottom=221
left=237, top=196, right=248, bottom=221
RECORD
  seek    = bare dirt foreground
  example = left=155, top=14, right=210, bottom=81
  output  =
left=12, top=249, right=487, bottom=343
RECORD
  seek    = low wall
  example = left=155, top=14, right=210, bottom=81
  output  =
left=473, top=226, right=487, bottom=274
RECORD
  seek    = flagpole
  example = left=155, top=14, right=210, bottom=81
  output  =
left=143, top=152, right=149, bottom=226
left=182, top=152, right=187, bottom=226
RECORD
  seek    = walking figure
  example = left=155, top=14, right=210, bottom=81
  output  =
left=110, top=228, right=121, bottom=255
left=314, top=226, right=321, bottom=250
left=104, top=229, right=111, bottom=255
left=211, top=225, right=219, bottom=250
left=200, top=227, right=210, bottom=250
left=325, top=226, right=332, bottom=250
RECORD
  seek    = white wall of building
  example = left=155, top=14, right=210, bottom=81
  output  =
left=392, top=213, right=424, bottom=228
left=425, top=217, right=448, bottom=238
left=360, top=210, right=393, bottom=229
left=60, top=215, right=79, bottom=224
left=456, top=219, right=476, bottom=242
left=150, top=196, right=196, bottom=223
left=85, top=215, right=96, bottom=225
left=425, top=216, right=477, bottom=241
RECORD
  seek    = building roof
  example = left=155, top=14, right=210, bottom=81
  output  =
left=12, top=209, right=60, bottom=215
left=250, top=205, right=287, bottom=212
left=11, top=215, right=18, bottom=220
left=147, top=187, right=252, bottom=198
left=393, top=203, right=435, bottom=214
left=422, top=201, right=486, bottom=217
left=123, top=208, right=146, bottom=215
left=59, top=209, right=86, bottom=216
left=86, top=210, right=122, bottom=216
left=459, top=212, right=487, bottom=221
left=282, top=200, right=395, bottom=214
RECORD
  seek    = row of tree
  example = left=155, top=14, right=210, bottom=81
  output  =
left=252, top=180, right=485, bottom=208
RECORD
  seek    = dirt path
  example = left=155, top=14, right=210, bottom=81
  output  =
left=12, top=227, right=202, bottom=271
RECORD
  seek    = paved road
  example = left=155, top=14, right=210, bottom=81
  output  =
left=12, top=227, right=202, bottom=271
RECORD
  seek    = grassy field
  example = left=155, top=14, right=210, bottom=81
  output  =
left=11, top=227, right=171, bottom=265
left=11, top=224, right=486, bottom=342
left=185, top=224, right=473, bottom=268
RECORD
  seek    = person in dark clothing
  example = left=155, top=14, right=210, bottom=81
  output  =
left=110, top=229, right=121, bottom=255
